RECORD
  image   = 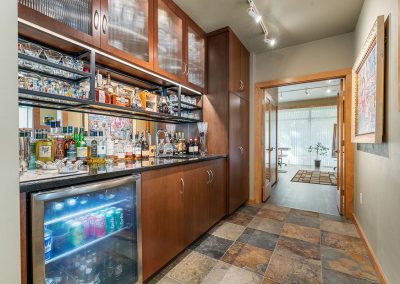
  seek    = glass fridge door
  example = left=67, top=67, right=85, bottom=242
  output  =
left=31, top=175, right=141, bottom=284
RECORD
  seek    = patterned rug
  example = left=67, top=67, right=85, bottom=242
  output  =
left=291, top=170, right=337, bottom=186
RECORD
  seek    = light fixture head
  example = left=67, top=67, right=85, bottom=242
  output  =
left=326, top=88, right=332, bottom=94
left=248, top=6, right=261, bottom=23
left=264, top=34, right=276, bottom=47
left=305, top=88, right=310, bottom=96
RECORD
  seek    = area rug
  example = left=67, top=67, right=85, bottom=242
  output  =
left=291, top=170, right=337, bottom=186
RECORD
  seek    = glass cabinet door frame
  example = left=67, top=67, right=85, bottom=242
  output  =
left=18, top=1, right=102, bottom=47
left=99, top=0, right=154, bottom=70
left=153, top=0, right=187, bottom=82
left=185, top=18, right=206, bottom=92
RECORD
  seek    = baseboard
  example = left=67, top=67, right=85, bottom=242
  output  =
left=352, top=213, right=389, bottom=284
left=246, top=199, right=257, bottom=206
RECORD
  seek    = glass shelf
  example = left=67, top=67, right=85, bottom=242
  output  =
left=45, top=226, right=128, bottom=265
left=45, top=199, right=129, bottom=226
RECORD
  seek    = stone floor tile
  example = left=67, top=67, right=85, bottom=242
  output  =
left=211, top=222, right=246, bottom=241
left=201, top=261, right=262, bottom=284
left=321, top=231, right=369, bottom=256
left=160, top=249, right=192, bottom=275
left=286, top=214, right=320, bottom=229
left=321, top=246, right=379, bottom=282
left=264, top=252, right=322, bottom=284
left=257, top=208, right=288, bottom=221
left=237, top=228, right=279, bottom=251
left=289, top=208, right=320, bottom=218
left=320, top=219, right=359, bottom=238
left=247, top=216, right=284, bottom=235
left=281, top=223, right=321, bottom=244
left=221, top=242, right=273, bottom=275
left=225, top=212, right=254, bottom=226
left=275, top=236, right=321, bottom=261
left=192, top=234, right=234, bottom=260
left=262, top=203, right=291, bottom=213
left=320, top=213, right=352, bottom=223
left=237, top=205, right=261, bottom=216
left=322, top=268, right=379, bottom=284
left=167, top=251, right=217, bottom=284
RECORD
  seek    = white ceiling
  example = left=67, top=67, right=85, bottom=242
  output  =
left=173, top=0, right=364, bottom=53
left=276, top=79, right=341, bottom=102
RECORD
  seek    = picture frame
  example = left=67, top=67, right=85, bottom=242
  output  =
left=351, top=15, right=385, bottom=143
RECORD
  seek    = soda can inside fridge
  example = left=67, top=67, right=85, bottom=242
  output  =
left=30, top=175, right=142, bottom=284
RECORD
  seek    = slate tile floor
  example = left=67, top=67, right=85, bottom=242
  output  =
left=149, top=203, right=379, bottom=284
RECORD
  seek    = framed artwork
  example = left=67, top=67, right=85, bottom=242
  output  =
left=351, top=15, right=385, bottom=143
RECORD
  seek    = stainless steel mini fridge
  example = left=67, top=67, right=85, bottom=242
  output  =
left=31, top=175, right=142, bottom=284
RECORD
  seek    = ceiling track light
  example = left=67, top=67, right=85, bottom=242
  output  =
left=247, top=0, right=276, bottom=47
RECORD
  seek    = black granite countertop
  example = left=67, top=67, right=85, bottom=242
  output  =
left=19, top=155, right=227, bottom=194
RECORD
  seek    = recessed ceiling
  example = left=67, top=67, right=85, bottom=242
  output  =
left=276, top=79, right=341, bottom=102
left=173, top=0, right=364, bottom=53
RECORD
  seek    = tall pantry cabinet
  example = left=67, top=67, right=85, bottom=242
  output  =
left=205, top=27, right=249, bottom=214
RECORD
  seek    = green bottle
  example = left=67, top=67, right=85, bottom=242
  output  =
left=76, top=127, right=88, bottom=164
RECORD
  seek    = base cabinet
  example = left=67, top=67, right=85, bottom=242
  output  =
left=141, top=158, right=226, bottom=280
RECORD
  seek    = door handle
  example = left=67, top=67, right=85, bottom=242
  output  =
left=206, top=170, right=211, bottom=184
left=102, top=14, right=108, bottom=34
left=180, top=178, right=185, bottom=194
left=239, top=80, right=243, bottom=90
left=210, top=170, right=214, bottom=184
left=94, top=10, right=99, bottom=30
left=239, top=146, right=244, bottom=154
left=183, top=62, right=188, bottom=75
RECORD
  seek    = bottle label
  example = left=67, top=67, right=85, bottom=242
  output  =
left=125, top=145, right=133, bottom=156
left=106, top=141, right=114, bottom=156
left=54, top=138, right=65, bottom=160
left=135, top=148, right=142, bottom=157
left=118, top=152, right=125, bottom=159
left=97, top=145, right=106, bottom=157
left=77, top=147, right=87, bottom=158
left=189, top=146, right=194, bottom=153
left=194, top=146, right=199, bottom=152
left=90, top=143, right=98, bottom=158
left=39, top=145, right=51, bottom=158
left=98, top=90, right=106, bottom=103
left=142, top=150, right=149, bottom=157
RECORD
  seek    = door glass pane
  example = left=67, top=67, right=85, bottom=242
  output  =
left=19, top=0, right=93, bottom=35
left=157, top=0, right=183, bottom=76
left=108, top=0, right=150, bottom=62
left=265, top=99, right=270, bottom=184
left=270, top=105, right=277, bottom=184
left=43, top=182, right=139, bottom=283
left=188, top=27, right=205, bottom=87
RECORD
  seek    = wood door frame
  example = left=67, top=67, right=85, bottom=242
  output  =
left=254, top=68, right=355, bottom=219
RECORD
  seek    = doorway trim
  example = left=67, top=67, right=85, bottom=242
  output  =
left=254, top=68, right=354, bottom=219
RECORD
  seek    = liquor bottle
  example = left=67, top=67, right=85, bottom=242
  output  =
left=28, top=130, right=37, bottom=170
left=141, top=131, right=150, bottom=160
left=112, top=84, right=131, bottom=107
left=194, top=137, right=199, bottom=156
left=103, top=72, right=113, bottom=104
left=95, top=70, right=109, bottom=104
left=36, top=129, right=54, bottom=163
left=178, top=132, right=187, bottom=156
left=125, top=132, right=134, bottom=162
left=188, top=137, right=194, bottom=155
left=89, top=131, right=98, bottom=166
left=171, top=132, right=178, bottom=156
left=134, top=132, right=142, bottom=161
left=53, top=125, right=66, bottom=160
left=77, top=128, right=88, bottom=164
left=65, top=127, right=77, bottom=162
left=97, top=131, right=107, bottom=165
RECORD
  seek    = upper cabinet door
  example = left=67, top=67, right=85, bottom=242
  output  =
left=100, top=0, right=154, bottom=69
left=229, top=32, right=242, bottom=94
left=240, top=44, right=250, bottom=101
left=186, top=22, right=206, bottom=91
left=18, top=0, right=101, bottom=47
left=154, top=0, right=185, bottom=82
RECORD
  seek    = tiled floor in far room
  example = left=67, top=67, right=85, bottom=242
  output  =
left=148, top=203, right=379, bottom=284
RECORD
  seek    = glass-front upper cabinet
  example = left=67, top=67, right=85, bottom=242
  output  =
left=154, top=0, right=185, bottom=82
left=100, top=0, right=154, bottom=69
left=18, top=0, right=101, bottom=47
left=186, top=24, right=205, bottom=90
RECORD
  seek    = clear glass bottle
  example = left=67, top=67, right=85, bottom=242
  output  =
left=53, top=124, right=66, bottom=160
left=141, top=131, right=150, bottom=160
left=106, top=129, right=114, bottom=167
left=95, top=70, right=109, bottom=104
left=134, top=132, right=142, bottom=161
left=89, top=131, right=98, bottom=166
left=112, top=84, right=131, bottom=107
left=103, top=72, right=114, bottom=105
left=125, top=132, right=134, bottom=162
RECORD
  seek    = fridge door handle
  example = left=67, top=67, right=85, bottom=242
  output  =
left=210, top=170, right=214, bottom=184
left=180, top=178, right=185, bottom=194
left=206, top=170, right=211, bottom=184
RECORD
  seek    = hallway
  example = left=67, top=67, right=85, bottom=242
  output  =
left=149, top=203, right=378, bottom=283
left=269, top=165, right=339, bottom=216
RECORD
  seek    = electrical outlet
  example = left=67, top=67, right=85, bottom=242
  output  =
left=360, top=193, right=363, bottom=205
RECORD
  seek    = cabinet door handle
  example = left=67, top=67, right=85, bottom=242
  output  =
left=183, top=62, right=188, bottom=75
left=239, top=146, right=244, bottom=154
left=94, top=10, right=99, bottom=30
left=206, top=170, right=211, bottom=184
left=239, top=80, right=244, bottom=90
left=102, top=14, right=108, bottom=34
left=210, top=170, right=214, bottom=184
left=180, top=178, right=185, bottom=194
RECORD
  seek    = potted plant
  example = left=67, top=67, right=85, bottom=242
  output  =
left=307, top=142, right=329, bottom=168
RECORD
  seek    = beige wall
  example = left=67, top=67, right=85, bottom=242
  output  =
left=0, top=0, right=21, bottom=282
left=249, top=32, right=355, bottom=201
left=353, top=0, right=400, bottom=282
